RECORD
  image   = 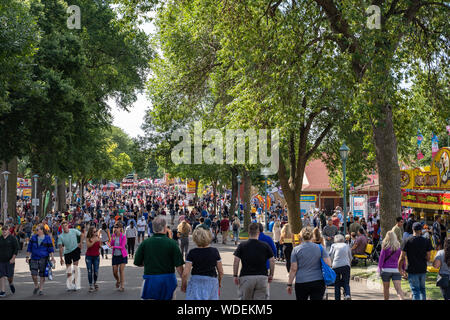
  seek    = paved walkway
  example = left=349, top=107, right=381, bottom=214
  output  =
left=3, top=215, right=398, bottom=300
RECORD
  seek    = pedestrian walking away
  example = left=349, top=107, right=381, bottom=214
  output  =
left=287, top=226, right=332, bottom=300
left=233, top=223, right=275, bottom=300
left=398, top=222, right=433, bottom=300
left=432, top=238, right=450, bottom=300
left=280, top=223, right=294, bottom=273
left=134, top=216, right=184, bottom=300
left=329, top=234, right=352, bottom=300
left=181, top=228, right=224, bottom=300
left=377, top=230, right=405, bottom=300
left=177, top=219, right=192, bottom=261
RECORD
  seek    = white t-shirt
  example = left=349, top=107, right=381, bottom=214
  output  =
left=137, top=219, right=146, bottom=232
left=125, top=226, right=137, bottom=238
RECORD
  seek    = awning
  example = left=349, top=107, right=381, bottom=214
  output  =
left=401, top=189, right=450, bottom=211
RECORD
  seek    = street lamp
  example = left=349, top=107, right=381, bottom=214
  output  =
left=32, top=174, right=39, bottom=218
left=2, top=171, right=10, bottom=224
left=339, top=142, right=350, bottom=235
left=261, top=168, right=270, bottom=231
left=237, top=174, right=241, bottom=220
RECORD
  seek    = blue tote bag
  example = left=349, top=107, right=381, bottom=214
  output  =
left=319, top=244, right=336, bottom=285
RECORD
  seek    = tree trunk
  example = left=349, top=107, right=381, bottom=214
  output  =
left=229, top=166, right=238, bottom=217
left=372, top=104, right=402, bottom=238
left=278, top=154, right=307, bottom=234
left=193, top=177, right=199, bottom=204
left=242, top=168, right=252, bottom=231
left=57, top=179, right=66, bottom=213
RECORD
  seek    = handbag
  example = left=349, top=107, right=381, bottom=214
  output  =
left=436, top=274, right=449, bottom=288
left=319, top=244, right=336, bottom=285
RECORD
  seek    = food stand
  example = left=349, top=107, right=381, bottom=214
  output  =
left=400, top=147, right=450, bottom=228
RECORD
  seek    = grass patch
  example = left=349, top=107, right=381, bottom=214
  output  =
left=351, top=264, right=443, bottom=300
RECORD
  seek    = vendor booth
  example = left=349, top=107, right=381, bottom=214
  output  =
left=400, top=147, right=450, bottom=227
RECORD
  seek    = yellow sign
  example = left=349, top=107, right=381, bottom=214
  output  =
left=401, top=147, right=450, bottom=190
left=186, top=180, right=197, bottom=194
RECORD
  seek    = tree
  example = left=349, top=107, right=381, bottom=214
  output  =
left=305, top=0, right=449, bottom=235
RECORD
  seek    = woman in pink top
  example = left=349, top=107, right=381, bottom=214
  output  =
left=110, top=221, right=128, bottom=292
left=377, top=230, right=405, bottom=300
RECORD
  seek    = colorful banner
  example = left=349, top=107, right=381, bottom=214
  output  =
left=401, top=190, right=450, bottom=211
left=401, top=147, right=450, bottom=190
left=417, top=150, right=424, bottom=160
left=417, top=130, right=424, bottom=147
left=432, top=134, right=439, bottom=158
left=186, top=180, right=197, bottom=194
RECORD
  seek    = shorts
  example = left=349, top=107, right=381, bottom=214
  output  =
left=64, top=247, right=81, bottom=265
left=30, top=258, right=48, bottom=277
left=138, top=231, right=145, bottom=237
left=112, top=255, right=128, bottom=266
left=381, top=271, right=402, bottom=282
left=0, top=262, right=14, bottom=278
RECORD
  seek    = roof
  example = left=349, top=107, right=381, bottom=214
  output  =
left=302, top=159, right=333, bottom=191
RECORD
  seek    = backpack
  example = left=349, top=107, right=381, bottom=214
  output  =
left=232, top=222, right=239, bottom=232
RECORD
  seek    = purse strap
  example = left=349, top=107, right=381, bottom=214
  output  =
left=383, top=249, right=397, bottom=265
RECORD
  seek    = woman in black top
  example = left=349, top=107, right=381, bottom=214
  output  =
left=181, top=228, right=223, bottom=300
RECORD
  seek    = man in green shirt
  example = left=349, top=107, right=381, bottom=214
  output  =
left=349, top=216, right=362, bottom=235
left=391, top=217, right=404, bottom=243
left=134, top=216, right=184, bottom=300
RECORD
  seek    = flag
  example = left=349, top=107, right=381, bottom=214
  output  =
left=417, top=130, right=424, bottom=147
left=431, top=133, right=439, bottom=158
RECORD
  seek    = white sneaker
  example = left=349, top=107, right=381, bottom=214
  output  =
left=344, top=295, right=351, bottom=300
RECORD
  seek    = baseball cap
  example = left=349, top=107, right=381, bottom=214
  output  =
left=412, top=222, right=422, bottom=231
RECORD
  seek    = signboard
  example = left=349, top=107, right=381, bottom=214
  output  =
left=186, top=180, right=196, bottom=193
left=400, top=147, right=450, bottom=190
left=32, top=199, right=40, bottom=206
left=351, top=194, right=368, bottom=220
left=401, top=190, right=450, bottom=211
left=300, top=194, right=317, bottom=216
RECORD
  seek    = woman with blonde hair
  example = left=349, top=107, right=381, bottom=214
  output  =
left=280, top=223, right=294, bottom=272
left=181, top=228, right=223, bottom=300
left=273, top=220, right=283, bottom=261
left=177, top=219, right=192, bottom=260
left=377, top=230, right=405, bottom=300
left=287, top=226, right=332, bottom=300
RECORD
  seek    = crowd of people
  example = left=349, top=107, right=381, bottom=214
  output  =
left=0, top=183, right=448, bottom=301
